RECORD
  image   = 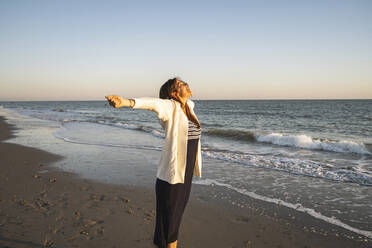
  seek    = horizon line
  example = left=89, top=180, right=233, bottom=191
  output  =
left=1, top=98, right=372, bottom=102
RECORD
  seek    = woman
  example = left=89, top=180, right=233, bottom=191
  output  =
left=105, top=77, right=202, bottom=248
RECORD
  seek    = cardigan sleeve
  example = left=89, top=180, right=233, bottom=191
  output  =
left=131, top=97, right=174, bottom=122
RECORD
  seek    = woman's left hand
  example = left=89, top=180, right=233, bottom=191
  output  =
left=105, top=95, right=124, bottom=108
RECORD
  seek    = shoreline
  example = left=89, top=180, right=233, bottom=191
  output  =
left=0, top=115, right=371, bottom=247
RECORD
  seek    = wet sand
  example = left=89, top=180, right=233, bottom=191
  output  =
left=0, top=115, right=370, bottom=248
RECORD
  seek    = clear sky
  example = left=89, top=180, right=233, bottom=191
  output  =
left=0, top=0, right=371, bottom=101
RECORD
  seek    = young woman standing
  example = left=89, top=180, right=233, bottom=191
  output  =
left=105, top=77, right=202, bottom=248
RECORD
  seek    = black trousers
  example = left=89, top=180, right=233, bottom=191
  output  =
left=153, top=138, right=199, bottom=248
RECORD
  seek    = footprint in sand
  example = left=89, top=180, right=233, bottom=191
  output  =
left=80, top=186, right=90, bottom=191
left=90, top=194, right=105, bottom=202
left=234, top=216, right=250, bottom=223
left=83, top=218, right=104, bottom=228
left=42, top=238, right=55, bottom=247
left=48, top=178, right=56, bottom=183
left=114, top=195, right=131, bottom=203
left=55, top=216, right=64, bottom=222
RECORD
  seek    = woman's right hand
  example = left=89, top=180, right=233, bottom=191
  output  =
left=105, top=95, right=125, bottom=108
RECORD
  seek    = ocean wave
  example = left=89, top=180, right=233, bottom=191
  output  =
left=194, top=178, right=372, bottom=239
left=52, top=108, right=67, bottom=112
left=112, top=122, right=164, bottom=138
left=108, top=122, right=371, bottom=155
left=365, top=143, right=372, bottom=151
left=73, top=110, right=100, bottom=114
left=206, top=128, right=256, bottom=141
left=56, top=120, right=372, bottom=186
left=202, top=150, right=372, bottom=186
left=52, top=108, right=98, bottom=114
left=205, top=128, right=371, bottom=155
left=60, top=119, right=165, bottom=139
left=255, top=133, right=371, bottom=155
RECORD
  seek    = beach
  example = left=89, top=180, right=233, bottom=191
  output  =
left=1, top=0, right=371, bottom=245
left=1, top=114, right=371, bottom=248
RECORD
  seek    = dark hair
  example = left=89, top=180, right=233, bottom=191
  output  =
left=159, top=78, right=177, bottom=99
left=159, top=77, right=201, bottom=128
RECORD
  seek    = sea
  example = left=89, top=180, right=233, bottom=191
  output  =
left=0, top=99, right=371, bottom=239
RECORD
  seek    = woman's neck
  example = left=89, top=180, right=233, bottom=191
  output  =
left=174, top=96, right=188, bottom=106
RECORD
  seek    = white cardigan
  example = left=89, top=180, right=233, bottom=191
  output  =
left=132, top=97, right=202, bottom=184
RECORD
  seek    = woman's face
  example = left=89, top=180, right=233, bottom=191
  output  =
left=173, top=80, right=192, bottom=99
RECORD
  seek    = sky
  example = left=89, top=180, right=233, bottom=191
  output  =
left=0, top=0, right=371, bottom=101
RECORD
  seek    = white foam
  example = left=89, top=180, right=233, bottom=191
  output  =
left=255, top=133, right=371, bottom=155
left=112, top=122, right=165, bottom=138
left=151, top=129, right=165, bottom=138
left=72, top=110, right=99, bottom=114
left=203, top=150, right=372, bottom=186
left=113, top=122, right=138, bottom=130
left=194, top=178, right=372, bottom=239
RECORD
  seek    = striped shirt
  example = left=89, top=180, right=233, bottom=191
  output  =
left=188, top=120, right=201, bottom=140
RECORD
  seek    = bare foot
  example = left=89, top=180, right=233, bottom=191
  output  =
left=168, top=240, right=177, bottom=248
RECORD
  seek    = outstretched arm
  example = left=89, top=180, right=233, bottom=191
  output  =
left=105, top=95, right=135, bottom=108
left=105, top=95, right=174, bottom=122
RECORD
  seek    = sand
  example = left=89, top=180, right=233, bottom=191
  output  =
left=0, top=115, right=370, bottom=248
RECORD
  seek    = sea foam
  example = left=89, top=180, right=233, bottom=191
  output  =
left=205, top=128, right=371, bottom=155
left=202, top=150, right=372, bottom=186
left=255, top=133, right=371, bottom=155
